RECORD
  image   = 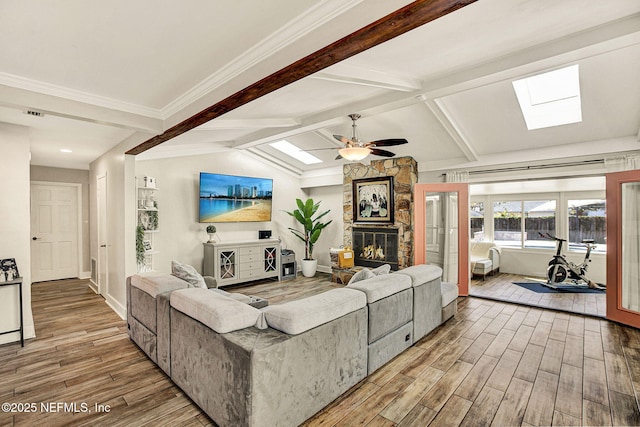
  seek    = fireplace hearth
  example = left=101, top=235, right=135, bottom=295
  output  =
left=352, top=227, right=399, bottom=270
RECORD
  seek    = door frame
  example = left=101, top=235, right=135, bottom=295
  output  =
left=30, top=181, right=82, bottom=281
left=414, top=183, right=469, bottom=296
left=606, top=169, right=640, bottom=328
left=97, top=173, right=108, bottom=297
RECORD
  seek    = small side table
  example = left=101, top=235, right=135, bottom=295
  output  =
left=0, top=277, right=24, bottom=347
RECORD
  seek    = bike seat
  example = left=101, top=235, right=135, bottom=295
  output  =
left=581, top=239, right=595, bottom=244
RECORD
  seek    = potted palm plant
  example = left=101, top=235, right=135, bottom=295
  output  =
left=284, top=198, right=332, bottom=277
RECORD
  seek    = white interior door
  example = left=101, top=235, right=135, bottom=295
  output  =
left=31, top=183, right=79, bottom=282
left=97, top=174, right=108, bottom=297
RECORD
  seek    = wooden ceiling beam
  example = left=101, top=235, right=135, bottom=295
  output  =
left=126, top=0, right=476, bottom=155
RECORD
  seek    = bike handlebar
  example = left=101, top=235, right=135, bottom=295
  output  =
left=538, top=232, right=565, bottom=242
left=538, top=232, right=596, bottom=248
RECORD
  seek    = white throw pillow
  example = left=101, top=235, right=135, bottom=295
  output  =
left=347, top=268, right=375, bottom=285
left=371, top=264, right=391, bottom=275
left=171, top=260, right=207, bottom=288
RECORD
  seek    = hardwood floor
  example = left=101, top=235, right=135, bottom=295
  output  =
left=470, top=273, right=607, bottom=318
left=1, top=275, right=638, bottom=426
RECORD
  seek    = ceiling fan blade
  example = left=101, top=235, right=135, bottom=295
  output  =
left=370, top=148, right=396, bottom=157
left=368, top=138, right=408, bottom=147
left=333, top=134, right=352, bottom=145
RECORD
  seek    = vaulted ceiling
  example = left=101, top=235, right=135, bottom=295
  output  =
left=1, top=0, right=639, bottom=176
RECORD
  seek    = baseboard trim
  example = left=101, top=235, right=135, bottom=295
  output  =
left=105, top=294, right=126, bottom=320
left=79, top=271, right=91, bottom=279
left=317, top=264, right=331, bottom=274
left=87, top=280, right=98, bottom=294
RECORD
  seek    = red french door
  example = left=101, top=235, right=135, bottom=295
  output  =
left=414, top=183, right=469, bottom=296
left=606, top=169, right=640, bottom=328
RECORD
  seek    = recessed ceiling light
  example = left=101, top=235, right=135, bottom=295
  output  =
left=512, top=64, right=582, bottom=130
left=269, top=140, right=322, bottom=165
left=60, top=149, right=73, bottom=153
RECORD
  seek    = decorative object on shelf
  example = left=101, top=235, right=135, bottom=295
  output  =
left=258, top=230, right=272, bottom=239
left=145, top=194, right=156, bottom=209
left=206, top=225, right=217, bottom=243
left=143, top=240, right=153, bottom=252
left=0, top=258, right=19, bottom=282
left=143, top=176, right=156, bottom=188
left=138, top=206, right=159, bottom=231
left=284, top=198, right=332, bottom=277
left=353, top=176, right=394, bottom=224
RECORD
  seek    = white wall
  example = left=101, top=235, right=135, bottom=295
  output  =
left=500, top=248, right=606, bottom=284
left=90, top=135, right=140, bottom=319
left=134, top=151, right=338, bottom=273
left=0, top=123, right=35, bottom=345
left=307, top=184, right=344, bottom=271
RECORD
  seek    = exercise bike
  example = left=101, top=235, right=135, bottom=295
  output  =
left=538, top=232, right=604, bottom=290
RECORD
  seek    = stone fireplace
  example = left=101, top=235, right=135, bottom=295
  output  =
left=352, top=227, right=399, bottom=270
left=343, top=157, right=418, bottom=270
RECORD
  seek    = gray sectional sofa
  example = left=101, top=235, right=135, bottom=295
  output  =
left=126, top=264, right=457, bottom=427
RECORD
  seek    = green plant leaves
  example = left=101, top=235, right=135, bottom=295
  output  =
left=283, top=198, right=332, bottom=259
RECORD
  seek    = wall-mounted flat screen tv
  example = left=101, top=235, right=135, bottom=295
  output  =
left=199, top=172, right=273, bottom=223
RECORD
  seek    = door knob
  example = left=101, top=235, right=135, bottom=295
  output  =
left=32, top=237, right=39, bottom=240
left=100, top=244, right=107, bottom=248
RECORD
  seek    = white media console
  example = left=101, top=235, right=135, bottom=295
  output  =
left=203, top=239, right=281, bottom=287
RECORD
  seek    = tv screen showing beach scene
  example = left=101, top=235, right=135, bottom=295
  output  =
left=199, top=172, right=273, bottom=223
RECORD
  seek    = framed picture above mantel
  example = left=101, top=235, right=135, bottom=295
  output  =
left=353, top=176, right=394, bottom=224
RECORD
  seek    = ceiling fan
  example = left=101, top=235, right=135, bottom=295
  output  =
left=333, top=113, right=408, bottom=161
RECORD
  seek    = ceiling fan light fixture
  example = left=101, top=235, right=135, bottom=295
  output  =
left=339, top=146, right=370, bottom=161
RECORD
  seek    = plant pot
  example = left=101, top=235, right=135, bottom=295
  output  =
left=207, top=233, right=216, bottom=243
left=301, top=259, right=318, bottom=277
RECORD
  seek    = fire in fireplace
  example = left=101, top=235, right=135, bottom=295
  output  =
left=352, top=227, right=399, bottom=270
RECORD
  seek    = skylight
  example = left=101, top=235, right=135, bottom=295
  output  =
left=512, top=65, right=582, bottom=130
left=270, top=140, right=322, bottom=165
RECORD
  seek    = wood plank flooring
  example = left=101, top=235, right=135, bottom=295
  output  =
left=1, top=275, right=638, bottom=426
left=470, top=273, right=607, bottom=318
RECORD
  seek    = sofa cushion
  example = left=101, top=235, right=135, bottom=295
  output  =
left=347, top=268, right=375, bottom=285
left=472, top=259, right=493, bottom=274
left=170, top=288, right=264, bottom=333
left=371, top=264, right=391, bottom=275
left=395, top=264, right=442, bottom=287
left=263, top=288, right=366, bottom=335
left=171, top=260, right=207, bottom=288
left=441, top=282, right=459, bottom=307
left=130, top=273, right=189, bottom=298
left=347, top=273, right=412, bottom=303
left=210, top=288, right=253, bottom=304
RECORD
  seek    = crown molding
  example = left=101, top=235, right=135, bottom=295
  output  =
left=0, top=1, right=366, bottom=124
left=0, top=72, right=163, bottom=119
left=160, top=0, right=365, bottom=118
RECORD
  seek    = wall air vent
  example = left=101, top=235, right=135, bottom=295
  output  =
left=24, top=110, right=45, bottom=117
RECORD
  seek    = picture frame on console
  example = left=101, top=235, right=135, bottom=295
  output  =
left=353, top=176, right=394, bottom=224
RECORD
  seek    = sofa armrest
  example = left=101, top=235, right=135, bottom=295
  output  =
left=488, top=247, right=500, bottom=269
left=204, top=276, right=217, bottom=288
